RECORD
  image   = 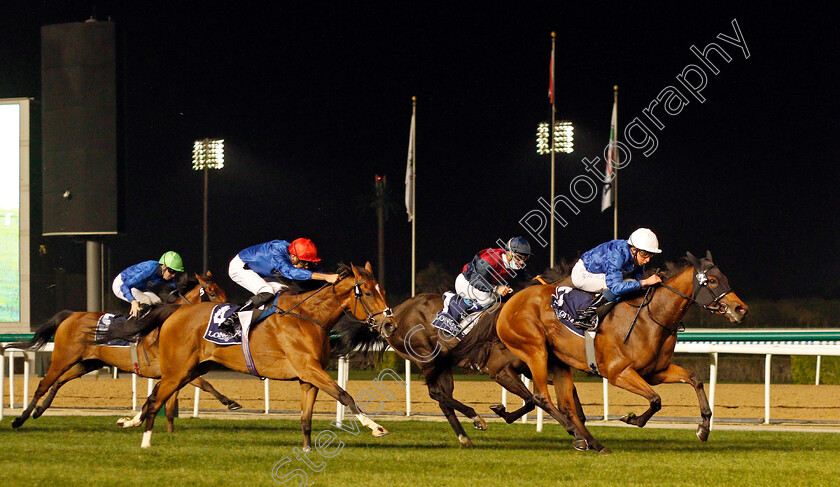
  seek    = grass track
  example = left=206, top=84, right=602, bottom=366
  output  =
left=0, top=416, right=838, bottom=486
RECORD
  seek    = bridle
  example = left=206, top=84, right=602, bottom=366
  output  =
left=332, top=275, right=394, bottom=330
left=658, top=263, right=733, bottom=315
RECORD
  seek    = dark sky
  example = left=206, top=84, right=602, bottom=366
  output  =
left=2, top=1, right=838, bottom=302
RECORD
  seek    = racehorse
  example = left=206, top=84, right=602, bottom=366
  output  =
left=364, top=293, right=585, bottom=448
left=97, top=263, right=395, bottom=449
left=456, top=251, right=748, bottom=453
left=2, top=272, right=237, bottom=432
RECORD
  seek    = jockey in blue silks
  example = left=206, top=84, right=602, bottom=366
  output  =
left=220, top=238, right=340, bottom=334
left=571, top=228, right=663, bottom=330
left=112, top=251, right=184, bottom=318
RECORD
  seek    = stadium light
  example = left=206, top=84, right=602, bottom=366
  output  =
left=536, top=121, right=574, bottom=154
left=192, top=138, right=225, bottom=272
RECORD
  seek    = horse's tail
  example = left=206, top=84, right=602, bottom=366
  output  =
left=424, top=308, right=502, bottom=383
left=329, top=318, right=387, bottom=363
left=93, top=305, right=181, bottom=344
left=1, top=310, right=74, bottom=352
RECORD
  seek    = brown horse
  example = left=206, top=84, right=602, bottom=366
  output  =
left=97, top=263, right=395, bottom=449
left=372, top=293, right=585, bottom=448
left=457, top=251, right=748, bottom=453
left=2, top=272, right=236, bottom=432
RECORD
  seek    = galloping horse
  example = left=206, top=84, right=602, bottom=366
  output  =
left=458, top=251, right=748, bottom=453
left=372, top=294, right=584, bottom=448
left=97, top=263, right=395, bottom=449
left=2, top=272, right=238, bottom=432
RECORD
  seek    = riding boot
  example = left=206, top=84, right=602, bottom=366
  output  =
left=573, top=294, right=611, bottom=331
left=219, top=292, right=274, bottom=334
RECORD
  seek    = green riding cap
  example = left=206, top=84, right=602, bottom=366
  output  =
left=159, top=251, right=185, bottom=272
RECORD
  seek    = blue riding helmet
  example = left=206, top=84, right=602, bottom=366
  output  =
left=506, top=237, right=532, bottom=256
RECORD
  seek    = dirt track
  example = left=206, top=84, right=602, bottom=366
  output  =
left=4, top=372, right=839, bottom=423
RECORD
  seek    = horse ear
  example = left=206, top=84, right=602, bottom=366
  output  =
left=705, top=250, right=713, bottom=262
left=365, top=261, right=373, bottom=274
left=685, top=252, right=700, bottom=267
left=351, top=264, right=362, bottom=280
left=206, top=270, right=213, bottom=278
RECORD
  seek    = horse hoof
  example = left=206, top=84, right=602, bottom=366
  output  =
left=489, top=404, right=506, bottom=416
left=573, top=439, right=588, bottom=451
left=696, top=427, right=710, bottom=442
left=302, top=446, right=311, bottom=453
left=11, top=418, right=24, bottom=429
left=228, top=402, right=243, bottom=411
left=619, top=412, right=637, bottom=425
left=373, top=427, right=389, bottom=438
left=472, top=415, right=487, bottom=431
left=598, top=447, right=613, bottom=455
left=458, top=434, right=473, bottom=448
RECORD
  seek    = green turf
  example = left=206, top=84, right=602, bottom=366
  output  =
left=0, top=416, right=837, bottom=486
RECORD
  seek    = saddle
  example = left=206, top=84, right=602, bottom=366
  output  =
left=550, top=286, right=598, bottom=336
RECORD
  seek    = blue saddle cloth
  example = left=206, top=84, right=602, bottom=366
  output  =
left=431, top=292, right=481, bottom=339
left=203, top=304, right=243, bottom=345
left=95, top=314, right=131, bottom=347
left=550, top=286, right=597, bottom=337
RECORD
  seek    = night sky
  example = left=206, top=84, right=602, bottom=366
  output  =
left=1, top=2, right=837, bottom=304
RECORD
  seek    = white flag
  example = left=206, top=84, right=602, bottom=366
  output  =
left=601, top=99, right=617, bottom=212
left=405, top=104, right=416, bottom=221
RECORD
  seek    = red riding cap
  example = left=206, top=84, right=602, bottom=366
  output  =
left=289, top=238, right=321, bottom=262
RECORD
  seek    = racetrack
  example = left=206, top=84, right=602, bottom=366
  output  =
left=7, top=372, right=839, bottom=425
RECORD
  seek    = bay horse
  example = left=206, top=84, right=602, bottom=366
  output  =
left=361, top=293, right=586, bottom=448
left=456, top=251, right=748, bottom=453
left=2, top=272, right=238, bottom=432
left=97, top=263, right=395, bottom=449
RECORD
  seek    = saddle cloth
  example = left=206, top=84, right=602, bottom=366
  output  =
left=550, top=286, right=597, bottom=337
left=430, top=291, right=482, bottom=339
left=95, top=314, right=132, bottom=347
left=203, top=304, right=243, bottom=345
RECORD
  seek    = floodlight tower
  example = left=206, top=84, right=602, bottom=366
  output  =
left=536, top=120, right=573, bottom=266
left=192, top=138, right=224, bottom=273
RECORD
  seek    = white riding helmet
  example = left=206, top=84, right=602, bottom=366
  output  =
left=628, top=228, right=662, bottom=254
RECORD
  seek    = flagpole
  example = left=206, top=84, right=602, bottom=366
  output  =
left=410, top=96, right=417, bottom=297
left=612, top=85, right=619, bottom=240
left=549, top=31, right=556, bottom=268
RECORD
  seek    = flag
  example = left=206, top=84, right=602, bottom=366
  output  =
left=405, top=103, right=416, bottom=222
left=601, top=98, right=617, bottom=212
left=548, top=37, right=555, bottom=105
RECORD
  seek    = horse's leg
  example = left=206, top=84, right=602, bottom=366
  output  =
left=646, top=363, right=712, bottom=442
left=424, top=367, right=480, bottom=447
left=295, top=358, right=388, bottom=439
left=487, top=365, right=537, bottom=424
left=33, top=362, right=98, bottom=419
left=11, top=355, right=86, bottom=429
left=165, top=390, right=179, bottom=433
left=609, top=367, right=663, bottom=429
left=189, top=377, right=242, bottom=410
left=572, top=384, right=586, bottom=424
left=548, top=364, right=607, bottom=452
left=299, top=381, right=319, bottom=452
left=140, top=373, right=195, bottom=448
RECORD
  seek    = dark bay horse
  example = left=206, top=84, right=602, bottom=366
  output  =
left=97, top=263, right=395, bottom=449
left=374, top=293, right=584, bottom=448
left=2, top=272, right=237, bottom=432
left=458, top=251, right=748, bottom=453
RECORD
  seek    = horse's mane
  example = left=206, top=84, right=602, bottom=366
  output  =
left=329, top=317, right=387, bottom=363
left=337, top=263, right=374, bottom=280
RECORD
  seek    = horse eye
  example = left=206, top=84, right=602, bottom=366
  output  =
left=364, top=292, right=373, bottom=297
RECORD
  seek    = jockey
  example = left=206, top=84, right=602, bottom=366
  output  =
left=220, top=238, right=340, bottom=333
left=112, top=251, right=185, bottom=318
left=571, top=228, right=663, bottom=330
left=455, top=237, right=532, bottom=315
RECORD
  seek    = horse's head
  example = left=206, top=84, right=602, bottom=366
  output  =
left=684, top=251, right=748, bottom=323
left=195, top=270, right=228, bottom=303
left=335, top=262, right=396, bottom=337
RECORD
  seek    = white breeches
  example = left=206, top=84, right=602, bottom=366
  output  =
left=455, top=273, right=497, bottom=308
left=228, top=255, right=288, bottom=296
left=112, top=275, right=162, bottom=305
